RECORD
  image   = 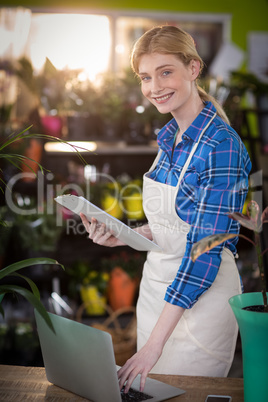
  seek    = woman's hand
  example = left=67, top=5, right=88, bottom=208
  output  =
left=80, top=213, right=125, bottom=247
left=118, top=303, right=185, bottom=393
left=117, top=342, right=162, bottom=393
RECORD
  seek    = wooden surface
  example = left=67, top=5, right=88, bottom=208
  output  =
left=0, top=364, right=244, bottom=401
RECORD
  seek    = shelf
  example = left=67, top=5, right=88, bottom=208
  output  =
left=44, top=140, right=158, bottom=156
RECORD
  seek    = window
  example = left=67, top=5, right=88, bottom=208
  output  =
left=25, top=9, right=230, bottom=79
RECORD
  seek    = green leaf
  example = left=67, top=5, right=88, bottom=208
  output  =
left=0, top=126, right=31, bottom=151
left=190, top=233, right=238, bottom=262
left=0, top=153, right=45, bottom=175
left=0, top=284, right=54, bottom=332
left=0, top=128, right=87, bottom=171
left=0, top=258, right=64, bottom=280
left=10, top=272, right=40, bottom=299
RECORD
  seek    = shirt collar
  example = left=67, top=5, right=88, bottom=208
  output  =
left=157, top=101, right=217, bottom=150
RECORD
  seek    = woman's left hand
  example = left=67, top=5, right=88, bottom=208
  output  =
left=118, top=303, right=185, bottom=393
left=117, top=342, right=162, bottom=393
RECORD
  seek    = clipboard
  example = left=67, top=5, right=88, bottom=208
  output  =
left=55, top=194, right=161, bottom=252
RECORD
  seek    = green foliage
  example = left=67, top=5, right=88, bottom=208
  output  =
left=0, top=126, right=85, bottom=330
left=0, top=258, right=64, bottom=331
left=230, top=71, right=268, bottom=97
left=11, top=197, right=64, bottom=253
left=0, top=126, right=87, bottom=194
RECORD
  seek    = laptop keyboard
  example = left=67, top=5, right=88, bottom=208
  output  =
left=121, top=386, right=153, bottom=401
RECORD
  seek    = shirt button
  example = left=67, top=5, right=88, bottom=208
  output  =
left=182, top=134, right=188, bottom=140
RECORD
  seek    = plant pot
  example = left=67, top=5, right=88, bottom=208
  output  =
left=229, top=292, right=268, bottom=402
left=80, top=285, right=107, bottom=316
left=107, top=267, right=138, bottom=311
left=22, top=138, right=43, bottom=181
left=101, top=195, right=124, bottom=220
left=41, top=115, right=63, bottom=138
left=123, top=192, right=145, bottom=220
left=67, top=113, right=101, bottom=141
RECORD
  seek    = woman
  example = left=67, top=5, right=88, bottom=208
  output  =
left=80, top=25, right=251, bottom=392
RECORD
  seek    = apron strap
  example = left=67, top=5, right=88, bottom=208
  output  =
left=175, top=113, right=217, bottom=191
left=146, top=112, right=217, bottom=208
left=147, top=148, right=162, bottom=173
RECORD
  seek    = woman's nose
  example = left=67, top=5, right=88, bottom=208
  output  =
left=150, top=78, right=163, bottom=94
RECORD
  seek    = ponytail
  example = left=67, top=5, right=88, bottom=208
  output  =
left=197, top=85, right=230, bottom=125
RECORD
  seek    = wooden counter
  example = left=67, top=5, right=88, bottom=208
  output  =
left=0, top=365, right=244, bottom=401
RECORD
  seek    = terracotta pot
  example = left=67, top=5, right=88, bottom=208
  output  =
left=22, top=138, right=43, bottom=181
left=107, top=267, right=138, bottom=311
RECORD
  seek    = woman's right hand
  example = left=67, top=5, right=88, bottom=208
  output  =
left=80, top=213, right=125, bottom=247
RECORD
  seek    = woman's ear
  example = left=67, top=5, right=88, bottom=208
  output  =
left=190, top=59, right=201, bottom=80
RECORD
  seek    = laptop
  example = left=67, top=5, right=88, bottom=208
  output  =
left=34, top=310, right=185, bottom=402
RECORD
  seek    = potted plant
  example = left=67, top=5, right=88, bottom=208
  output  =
left=11, top=196, right=64, bottom=257
left=0, top=258, right=63, bottom=331
left=101, top=251, right=145, bottom=311
left=63, top=72, right=101, bottom=141
left=66, top=260, right=109, bottom=316
left=100, top=180, right=124, bottom=220
left=121, top=178, right=145, bottom=221
left=0, top=126, right=85, bottom=330
left=230, top=71, right=268, bottom=151
left=80, top=268, right=110, bottom=316
left=0, top=127, right=66, bottom=330
left=16, top=57, right=71, bottom=138
left=190, top=200, right=268, bottom=402
left=95, top=72, right=126, bottom=141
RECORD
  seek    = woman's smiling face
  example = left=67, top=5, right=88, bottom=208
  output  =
left=138, top=53, right=200, bottom=118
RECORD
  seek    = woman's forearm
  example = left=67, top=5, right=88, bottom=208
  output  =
left=147, top=302, right=185, bottom=351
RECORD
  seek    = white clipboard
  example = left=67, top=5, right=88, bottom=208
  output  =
left=55, top=194, right=161, bottom=252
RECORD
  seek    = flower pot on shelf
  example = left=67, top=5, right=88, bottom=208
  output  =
left=123, top=192, right=145, bottom=220
left=80, top=285, right=107, bottom=316
left=101, top=195, right=124, bottom=220
left=21, top=138, right=43, bottom=181
left=41, top=115, right=63, bottom=138
left=229, top=292, right=268, bottom=402
left=107, top=267, right=138, bottom=311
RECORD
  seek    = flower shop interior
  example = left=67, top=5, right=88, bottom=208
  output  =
left=0, top=0, right=268, bottom=390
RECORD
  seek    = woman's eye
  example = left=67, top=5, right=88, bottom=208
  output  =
left=162, top=70, right=171, bottom=77
left=140, top=76, right=150, bottom=82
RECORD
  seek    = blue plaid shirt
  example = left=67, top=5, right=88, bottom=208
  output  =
left=148, top=102, right=252, bottom=309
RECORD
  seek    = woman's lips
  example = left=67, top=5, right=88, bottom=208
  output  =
left=153, top=93, right=173, bottom=103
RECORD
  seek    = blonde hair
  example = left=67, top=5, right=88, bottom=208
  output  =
left=131, top=25, right=229, bottom=125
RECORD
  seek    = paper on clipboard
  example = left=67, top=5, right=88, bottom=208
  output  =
left=55, top=194, right=161, bottom=252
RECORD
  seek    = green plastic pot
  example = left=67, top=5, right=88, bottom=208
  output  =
left=229, top=292, right=268, bottom=402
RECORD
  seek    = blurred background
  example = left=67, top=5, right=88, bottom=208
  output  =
left=0, top=0, right=267, bottom=373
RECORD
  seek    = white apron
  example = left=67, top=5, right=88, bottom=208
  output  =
left=137, top=113, right=241, bottom=377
